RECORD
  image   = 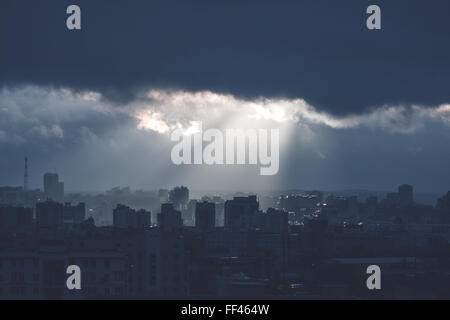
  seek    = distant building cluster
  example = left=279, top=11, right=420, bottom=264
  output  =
left=1, top=171, right=450, bottom=299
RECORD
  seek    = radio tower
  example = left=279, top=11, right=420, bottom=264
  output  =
left=24, top=156, right=29, bottom=191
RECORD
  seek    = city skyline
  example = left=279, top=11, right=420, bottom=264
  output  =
left=0, top=157, right=446, bottom=194
left=1, top=0, right=450, bottom=301
left=2, top=179, right=450, bottom=299
left=1, top=1, right=450, bottom=193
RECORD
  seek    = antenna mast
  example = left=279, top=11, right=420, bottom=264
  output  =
left=24, top=156, right=29, bottom=190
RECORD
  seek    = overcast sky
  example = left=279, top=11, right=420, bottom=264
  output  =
left=1, top=0, right=449, bottom=193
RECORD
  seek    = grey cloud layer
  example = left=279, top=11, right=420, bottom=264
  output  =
left=110, top=89, right=450, bottom=135
left=0, top=86, right=449, bottom=192
left=3, top=86, right=448, bottom=141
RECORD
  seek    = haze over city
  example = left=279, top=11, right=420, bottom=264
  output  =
left=1, top=0, right=450, bottom=301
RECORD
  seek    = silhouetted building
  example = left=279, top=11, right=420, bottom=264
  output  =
left=0, top=186, right=42, bottom=208
left=201, top=195, right=225, bottom=226
left=0, top=206, right=33, bottom=235
left=204, top=229, right=251, bottom=256
left=436, top=191, right=450, bottom=214
left=158, top=203, right=182, bottom=230
left=364, top=196, right=378, bottom=216
left=398, top=184, right=414, bottom=207
left=195, top=201, right=215, bottom=232
left=261, top=208, right=288, bottom=233
left=215, top=201, right=225, bottom=227
left=43, top=173, right=64, bottom=202
left=224, top=196, right=259, bottom=231
left=0, top=242, right=128, bottom=300
left=185, top=200, right=197, bottom=226
left=36, top=200, right=64, bottom=230
left=122, top=228, right=187, bottom=296
left=63, top=202, right=86, bottom=224
left=113, top=204, right=151, bottom=229
left=169, top=186, right=189, bottom=211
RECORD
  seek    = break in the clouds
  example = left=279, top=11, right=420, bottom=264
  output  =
left=2, top=86, right=450, bottom=142
left=129, top=90, right=450, bottom=135
left=0, top=85, right=450, bottom=192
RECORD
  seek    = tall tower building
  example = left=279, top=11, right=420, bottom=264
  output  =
left=398, top=184, right=413, bottom=207
left=158, top=203, right=182, bottom=230
left=195, top=201, right=215, bottom=232
left=224, top=195, right=259, bottom=230
left=23, top=157, right=29, bottom=191
left=169, top=186, right=189, bottom=211
left=43, top=173, right=64, bottom=202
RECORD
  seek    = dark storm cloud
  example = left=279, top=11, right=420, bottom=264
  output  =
left=1, top=0, right=450, bottom=115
